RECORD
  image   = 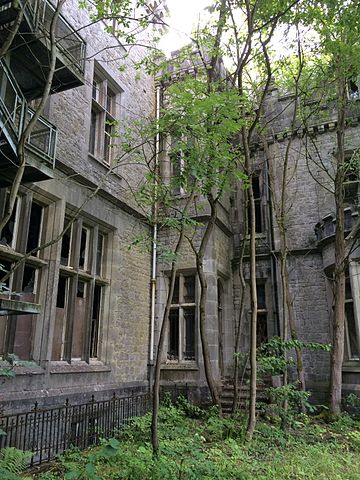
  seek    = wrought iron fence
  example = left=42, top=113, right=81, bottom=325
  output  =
left=0, top=391, right=151, bottom=466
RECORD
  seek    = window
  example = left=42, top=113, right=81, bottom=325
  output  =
left=170, top=136, right=194, bottom=195
left=345, top=271, right=360, bottom=361
left=256, top=282, right=268, bottom=347
left=168, top=274, right=197, bottom=362
left=89, top=67, right=120, bottom=165
left=343, top=151, right=360, bottom=205
left=0, top=192, right=44, bottom=360
left=52, top=218, right=107, bottom=362
left=248, top=173, right=263, bottom=233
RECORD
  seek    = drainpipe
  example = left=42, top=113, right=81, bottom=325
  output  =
left=149, top=84, right=161, bottom=389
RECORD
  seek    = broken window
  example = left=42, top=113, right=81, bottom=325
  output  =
left=52, top=218, right=106, bottom=362
left=168, top=274, right=196, bottom=362
left=0, top=192, right=44, bottom=360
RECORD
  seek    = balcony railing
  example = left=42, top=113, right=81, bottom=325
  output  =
left=0, top=0, right=85, bottom=78
left=315, top=207, right=359, bottom=244
left=26, top=108, right=57, bottom=167
left=0, top=60, right=57, bottom=169
left=0, top=61, right=25, bottom=150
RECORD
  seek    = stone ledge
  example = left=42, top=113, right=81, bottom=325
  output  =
left=50, top=360, right=111, bottom=374
left=161, top=363, right=199, bottom=371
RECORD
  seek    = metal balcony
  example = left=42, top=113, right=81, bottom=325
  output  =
left=0, top=60, right=57, bottom=186
left=0, top=0, right=86, bottom=99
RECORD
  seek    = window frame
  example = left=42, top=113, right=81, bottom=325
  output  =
left=0, top=191, right=46, bottom=361
left=89, top=66, right=121, bottom=166
left=345, top=264, right=360, bottom=363
left=167, top=273, right=197, bottom=363
left=53, top=217, right=109, bottom=363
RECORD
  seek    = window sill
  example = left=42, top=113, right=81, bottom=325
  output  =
left=0, top=246, right=47, bottom=267
left=88, top=153, right=122, bottom=180
left=343, top=362, right=360, bottom=372
left=162, top=362, right=198, bottom=371
left=50, top=360, right=111, bottom=374
left=88, top=152, right=111, bottom=168
left=0, top=360, right=44, bottom=377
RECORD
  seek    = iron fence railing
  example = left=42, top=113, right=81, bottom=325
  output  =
left=0, top=391, right=151, bottom=467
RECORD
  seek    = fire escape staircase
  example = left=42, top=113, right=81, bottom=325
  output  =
left=0, top=0, right=86, bottom=185
left=0, top=58, right=57, bottom=185
left=0, top=0, right=86, bottom=99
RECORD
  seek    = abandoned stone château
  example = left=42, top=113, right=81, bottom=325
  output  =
left=0, top=0, right=359, bottom=418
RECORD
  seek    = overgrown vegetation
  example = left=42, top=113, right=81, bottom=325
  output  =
left=16, top=398, right=360, bottom=480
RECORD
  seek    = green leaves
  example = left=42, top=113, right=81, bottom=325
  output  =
left=158, top=76, right=246, bottom=197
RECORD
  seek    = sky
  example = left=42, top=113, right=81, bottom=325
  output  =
left=158, top=0, right=211, bottom=55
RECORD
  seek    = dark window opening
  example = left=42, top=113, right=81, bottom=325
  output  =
left=26, top=202, right=43, bottom=253
left=22, top=266, right=36, bottom=293
left=168, top=309, right=179, bottom=360
left=90, top=284, right=102, bottom=358
left=60, top=221, right=71, bottom=266
left=184, top=307, right=195, bottom=360
left=256, top=283, right=266, bottom=310
left=56, top=275, right=67, bottom=309
left=77, top=281, right=85, bottom=298
left=0, top=199, right=17, bottom=247
left=96, top=234, right=104, bottom=276
left=248, top=175, right=262, bottom=233
left=79, top=228, right=88, bottom=270
left=183, top=275, right=195, bottom=303
left=256, top=313, right=268, bottom=348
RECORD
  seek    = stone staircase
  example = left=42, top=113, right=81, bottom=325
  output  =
left=220, top=381, right=268, bottom=414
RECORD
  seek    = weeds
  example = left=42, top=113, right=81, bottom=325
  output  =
left=21, top=400, right=360, bottom=480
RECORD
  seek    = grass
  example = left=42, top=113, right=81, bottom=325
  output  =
left=19, top=399, right=360, bottom=480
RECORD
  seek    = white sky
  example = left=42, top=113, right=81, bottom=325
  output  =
left=158, top=0, right=211, bottom=56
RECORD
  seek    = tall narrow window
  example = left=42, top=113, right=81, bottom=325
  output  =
left=26, top=201, right=43, bottom=254
left=168, top=274, right=197, bottom=362
left=343, top=151, right=359, bottom=205
left=248, top=174, right=263, bottom=233
left=345, top=276, right=360, bottom=361
left=0, top=193, right=44, bottom=361
left=89, top=68, right=120, bottom=165
left=256, top=282, right=268, bottom=347
left=90, top=283, right=102, bottom=358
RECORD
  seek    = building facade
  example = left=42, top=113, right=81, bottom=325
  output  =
left=0, top=0, right=154, bottom=412
left=0, top=1, right=359, bottom=416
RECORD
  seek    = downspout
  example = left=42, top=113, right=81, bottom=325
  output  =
left=149, top=84, right=161, bottom=388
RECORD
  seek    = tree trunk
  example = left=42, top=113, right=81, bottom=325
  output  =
left=191, top=193, right=220, bottom=407
left=232, top=217, right=247, bottom=413
left=151, top=193, right=195, bottom=455
left=330, top=74, right=347, bottom=416
left=246, top=180, right=258, bottom=441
